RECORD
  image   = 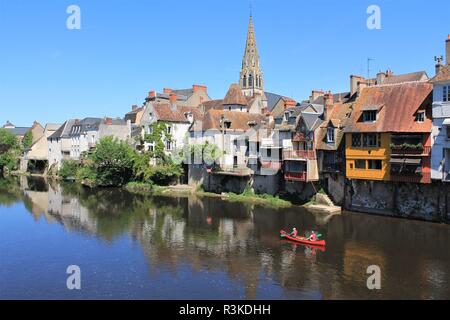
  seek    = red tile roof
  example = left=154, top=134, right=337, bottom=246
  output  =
left=199, top=109, right=266, bottom=131
left=430, top=65, right=450, bottom=83
left=222, top=84, right=248, bottom=106
left=345, top=82, right=432, bottom=134
left=153, top=103, right=203, bottom=123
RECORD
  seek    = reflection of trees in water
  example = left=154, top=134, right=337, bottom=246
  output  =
left=0, top=176, right=23, bottom=207
left=5, top=177, right=450, bottom=299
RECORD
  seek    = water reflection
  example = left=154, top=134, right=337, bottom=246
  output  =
left=1, top=177, right=450, bottom=299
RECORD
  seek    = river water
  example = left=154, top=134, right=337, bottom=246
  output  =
left=1, top=177, right=449, bottom=300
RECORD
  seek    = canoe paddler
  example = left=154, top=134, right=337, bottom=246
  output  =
left=290, top=227, right=298, bottom=237
left=308, top=231, right=317, bottom=242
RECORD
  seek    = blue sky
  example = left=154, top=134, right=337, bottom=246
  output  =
left=1, top=0, right=449, bottom=126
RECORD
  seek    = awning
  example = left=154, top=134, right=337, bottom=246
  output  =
left=389, top=158, right=421, bottom=165
left=443, top=119, right=450, bottom=126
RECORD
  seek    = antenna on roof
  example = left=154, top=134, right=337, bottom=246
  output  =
left=367, top=58, right=375, bottom=86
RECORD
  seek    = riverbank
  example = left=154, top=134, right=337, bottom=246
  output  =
left=125, top=182, right=294, bottom=209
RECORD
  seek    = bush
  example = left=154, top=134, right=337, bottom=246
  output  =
left=143, top=163, right=182, bottom=186
left=90, top=137, right=136, bottom=187
left=76, top=166, right=96, bottom=181
left=0, top=128, right=21, bottom=173
left=58, top=160, right=80, bottom=179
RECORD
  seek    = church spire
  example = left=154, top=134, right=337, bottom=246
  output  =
left=240, top=14, right=264, bottom=97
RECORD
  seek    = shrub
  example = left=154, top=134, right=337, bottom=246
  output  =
left=90, top=137, right=136, bottom=187
left=58, top=160, right=80, bottom=179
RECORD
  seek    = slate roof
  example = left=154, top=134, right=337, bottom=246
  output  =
left=4, top=127, right=30, bottom=136
left=344, top=82, right=433, bottom=134
left=311, top=92, right=353, bottom=106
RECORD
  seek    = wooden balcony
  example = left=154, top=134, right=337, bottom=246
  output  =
left=390, top=172, right=431, bottom=184
left=390, top=145, right=431, bottom=156
left=283, top=150, right=316, bottom=160
left=284, top=171, right=307, bottom=182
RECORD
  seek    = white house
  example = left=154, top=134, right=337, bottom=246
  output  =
left=140, top=93, right=203, bottom=155
left=430, top=35, right=450, bottom=182
left=48, top=117, right=131, bottom=170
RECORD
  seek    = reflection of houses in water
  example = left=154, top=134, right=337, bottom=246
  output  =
left=21, top=179, right=97, bottom=234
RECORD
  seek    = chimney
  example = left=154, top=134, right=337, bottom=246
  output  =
left=104, top=118, right=113, bottom=125
left=163, top=88, right=173, bottom=94
left=323, top=91, right=334, bottom=120
left=132, top=105, right=138, bottom=111
left=446, top=34, right=450, bottom=65
left=147, top=91, right=156, bottom=101
left=436, top=57, right=444, bottom=75
left=376, top=71, right=386, bottom=85
left=310, top=90, right=324, bottom=102
left=169, top=93, right=177, bottom=103
left=350, top=75, right=365, bottom=96
left=192, top=84, right=207, bottom=93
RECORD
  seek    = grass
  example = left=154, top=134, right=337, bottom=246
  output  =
left=125, top=182, right=154, bottom=193
left=227, top=186, right=292, bottom=208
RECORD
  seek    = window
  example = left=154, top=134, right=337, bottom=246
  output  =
left=368, top=160, right=382, bottom=170
left=284, top=112, right=289, bottom=122
left=267, top=148, right=272, bottom=158
left=415, top=111, right=425, bottom=122
left=166, top=141, right=172, bottom=151
left=249, top=74, right=253, bottom=87
left=243, top=75, right=247, bottom=87
left=355, top=160, right=366, bottom=169
left=363, top=133, right=378, bottom=147
left=351, top=133, right=361, bottom=147
left=327, top=127, right=335, bottom=143
left=444, top=86, right=450, bottom=102
left=362, top=110, right=377, bottom=122
left=167, top=125, right=172, bottom=134
left=447, top=126, right=450, bottom=139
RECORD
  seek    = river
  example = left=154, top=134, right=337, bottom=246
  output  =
left=1, top=176, right=449, bottom=299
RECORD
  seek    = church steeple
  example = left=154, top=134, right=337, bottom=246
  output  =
left=240, top=14, right=264, bottom=97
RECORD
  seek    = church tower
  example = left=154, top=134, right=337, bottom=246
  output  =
left=239, top=15, right=264, bottom=98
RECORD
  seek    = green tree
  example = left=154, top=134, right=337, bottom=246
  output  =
left=58, top=160, right=80, bottom=179
left=22, top=131, right=33, bottom=149
left=144, top=121, right=173, bottom=162
left=90, top=136, right=136, bottom=186
left=0, top=128, right=21, bottom=173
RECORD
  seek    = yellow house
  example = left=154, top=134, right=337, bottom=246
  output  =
left=345, top=132, right=390, bottom=181
left=344, top=81, right=433, bottom=183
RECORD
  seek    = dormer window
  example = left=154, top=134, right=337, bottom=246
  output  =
left=284, top=112, right=289, bottom=122
left=327, top=127, right=335, bottom=143
left=415, top=111, right=425, bottom=122
left=362, top=110, right=377, bottom=122
left=444, top=85, right=450, bottom=102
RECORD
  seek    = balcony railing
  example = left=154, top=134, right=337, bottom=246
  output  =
left=390, top=145, right=431, bottom=156
left=283, top=150, right=316, bottom=160
left=284, top=171, right=307, bottom=182
left=390, top=172, right=431, bottom=184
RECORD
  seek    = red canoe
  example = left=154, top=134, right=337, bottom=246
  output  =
left=280, top=230, right=326, bottom=246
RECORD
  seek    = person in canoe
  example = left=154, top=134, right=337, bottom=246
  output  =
left=308, top=231, right=317, bottom=242
left=290, top=227, right=298, bottom=237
